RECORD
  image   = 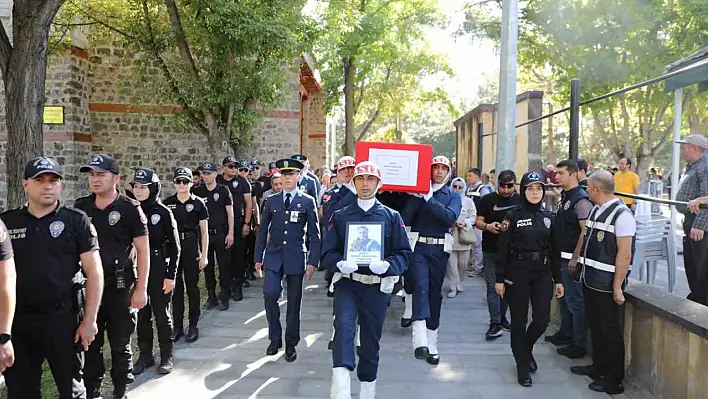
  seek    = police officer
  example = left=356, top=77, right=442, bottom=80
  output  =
left=1, top=157, right=103, bottom=398
left=321, top=161, right=411, bottom=399
left=495, top=171, right=564, bottom=387
left=244, top=160, right=262, bottom=283
left=130, top=168, right=181, bottom=376
left=406, top=155, right=461, bottom=365
left=0, top=218, right=14, bottom=376
left=291, top=154, right=319, bottom=200
left=262, top=161, right=278, bottom=193
left=254, top=158, right=320, bottom=363
left=193, top=161, right=235, bottom=311
left=164, top=168, right=209, bottom=343
left=217, top=157, right=251, bottom=299
left=75, top=154, right=150, bottom=399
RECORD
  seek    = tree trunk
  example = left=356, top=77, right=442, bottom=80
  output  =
left=205, top=112, right=221, bottom=162
left=0, top=0, right=64, bottom=209
left=343, top=57, right=356, bottom=156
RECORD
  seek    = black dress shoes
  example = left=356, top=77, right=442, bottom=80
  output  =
left=285, top=345, right=297, bottom=362
left=266, top=341, right=282, bottom=356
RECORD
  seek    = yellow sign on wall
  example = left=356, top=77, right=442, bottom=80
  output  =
left=43, top=106, right=65, bottom=124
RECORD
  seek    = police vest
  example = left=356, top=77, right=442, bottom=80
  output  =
left=579, top=200, right=635, bottom=293
left=553, top=186, right=589, bottom=260
left=468, top=183, right=485, bottom=209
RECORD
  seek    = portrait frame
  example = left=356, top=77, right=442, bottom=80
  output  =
left=344, top=221, right=385, bottom=266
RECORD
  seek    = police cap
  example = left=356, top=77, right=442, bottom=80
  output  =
left=291, top=154, right=308, bottom=162
left=237, top=160, right=250, bottom=171
left=275, top=158, right=304, bottom=175
left=222, top=156, right=237, bottom=166
left=174, top=167, right=192, bottom=181
left=24, top=157, right=63, bottom=180
left=521, top=171, right=546, bottom=187
left=80, top=154, right=120, bottom=174
left=200, top=162, right=218, bottom=173
left=130, top=167, right=156, bottom=185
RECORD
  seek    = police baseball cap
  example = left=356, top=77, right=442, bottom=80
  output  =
left=80, top=154, right=120, bottom=174
left=23, top=157, right=63, bottom=179
left=200, top=162, right=218, bottom=173
left=676, top=134, right=708, bottom=150
left=222, top=156, right=237, bottom=166
left=237, top=160, right=250, bottom=171
left=173, top=167, right=192, bottom=181
left=268, top=162, right=277, bottom=170
left=132, top=167, right=158, bottom=185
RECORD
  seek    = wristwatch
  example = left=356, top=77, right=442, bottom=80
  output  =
left=0, top=333, right=11, bottom=344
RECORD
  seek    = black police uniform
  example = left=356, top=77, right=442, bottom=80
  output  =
left=164, top=168, right=209, bottom=342
left=193, top=163, right=234, bottom=309
left=496, top=171, right=561, bottom=386
left=1, top=196, right=98, bottom=398
left=74, top=190, right=149, bottom=397
left=217, top=158, right=252, bottom=297
left=131, top=168, right=181, bottom=375
left=245, top=161, right=263, bottom=283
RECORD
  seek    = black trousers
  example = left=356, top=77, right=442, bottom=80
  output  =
left=230, top=219, right=247, bottom=286
left=584, top=284, right=624, bottom=382
left=137, top=255, right=174, bottom=355
left=4, top=308, right=85, bottom=399
left=84, top=282, right=137, bottom=390
left=173, top=232, right=201, bottom=328
left=245, top=229, right=257, bottom=275
left=506, top=271, right=553, bottom=368
left=204, top=229, right=232, bottom=299
left=683, top=235, right=708, bottom=305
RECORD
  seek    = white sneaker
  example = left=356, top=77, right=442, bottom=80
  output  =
left=330, top=367, right=351, bottom=399
left=359, top=380, right=376, bottom=399
left=457, top=283, right=464, bottom=292
left=447, top=290, right=457, bottom=298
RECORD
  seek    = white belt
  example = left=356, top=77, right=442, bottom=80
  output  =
left=342, top=272, right=381, bottom=285
left=417, top=236, right=445, bottom=245
left=561, top=251, right=573, bottom=260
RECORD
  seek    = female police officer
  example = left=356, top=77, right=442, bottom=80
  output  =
left=129, top=167, right=181, bottom=376
left=495, top=171, right=564, bottom=387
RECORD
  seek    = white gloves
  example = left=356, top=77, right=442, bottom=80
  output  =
left=423, top=182, right=434, bottom=201
left=336, top=260, right=359, bottom=274
left=369, top=260, right=390, bottom=275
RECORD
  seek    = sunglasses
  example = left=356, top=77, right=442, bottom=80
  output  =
left=453, top=185, right=463, bottom=189
left=238, top=168, right=249, bottom=172
left=499, top=183, right=515, bottom=189
left=226, top=164, right=237, bottom=169
left=174, top=178, right=190, bottom=185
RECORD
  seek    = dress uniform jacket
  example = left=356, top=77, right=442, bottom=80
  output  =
left=297, top=174, right=319, bottom=203
left=255, top=190, right=321, bottom=274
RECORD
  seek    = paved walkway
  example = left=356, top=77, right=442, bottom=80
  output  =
left=127, top=274, right=657, bottom=399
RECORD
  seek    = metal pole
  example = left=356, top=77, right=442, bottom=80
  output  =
left=569, top=79, right=581, bottom=160
left=495, top=0, right=519, bottom=174
left=670, top=88, right=682, bottom=292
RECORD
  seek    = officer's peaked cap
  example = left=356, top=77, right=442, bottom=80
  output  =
left=24, top=157, right=63, bottom=179
left=275, top=158, right=304, bottom=173
left=291, top=154, right=308, bottom=162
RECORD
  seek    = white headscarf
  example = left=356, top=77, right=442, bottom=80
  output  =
left=451, top=177, right=467, bottom=196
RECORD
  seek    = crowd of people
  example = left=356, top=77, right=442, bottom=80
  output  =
left=0, top=133, right=705, bottom=399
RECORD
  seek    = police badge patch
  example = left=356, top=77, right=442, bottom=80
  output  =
left=214, top=193, right=220, bottom=201
left=89, top=223, right=98, bottom=237
left=597, top=231, right=605, bottom=242
left=543, top=217, right=551, bottom=229
left=108, top=211, right=121, bottom=226
left=501, top=219, right=510, bottom=232
left=186, top=204, right=194, bottom=212
left=151, top=214, right=161, bottom=225
left=49, top=221, right=65, bottom=238
left=564, top=201, right=571, bottom=211
left=232, top=181, right=238, bottom=188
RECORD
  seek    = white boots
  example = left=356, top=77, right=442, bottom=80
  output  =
left=426, top=329, right=440, bottom=365
left=412, top=320, right=429, bottom=359
left=330, top=368, right=376, bottom=399
left=331, top=367, right=351, bottom=399
left=359, top=380, right=376, bottom=399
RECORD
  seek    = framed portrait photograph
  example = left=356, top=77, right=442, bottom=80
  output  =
left=344, top=221, right=384, bottom=266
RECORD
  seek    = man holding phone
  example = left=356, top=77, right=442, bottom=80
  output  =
left=475, top=170, right=519, bottom=340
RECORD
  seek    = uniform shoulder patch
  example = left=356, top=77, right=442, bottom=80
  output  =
left=0, top=221, right=7, bottom=243
left=89, top=223, right=98, bottom=237
left=500, top=219, right=510, bottom=232
left=137, top=207, right=148, bottom=225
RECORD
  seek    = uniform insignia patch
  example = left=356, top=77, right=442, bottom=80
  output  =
left=543, top=217, right=551, bottom=229
left=139, top=210, right=148, bottom=225
left=108, top=211, right=121, bottom=226
left=89, top=223, right=98, bottom=237
left=284, top=160, right=289, bottom=167
left=232, top=181, right=238, bottom=188
left=564, top=201, right=571, bottom=211
left=296, top=203, right=301, bottom=209
left=0, top=224, right=7, bottom=243
left=597, top=231, right=605, bottom=242
left=49, top=221, right=65, bottom=238
left=151, top=214, right=161, bottom=225
left=214, top=193, right=220, bottom=201
left=298, top=186, right=306, bottom=194
left=186, top=204, right=194, bottom=212
left=501, top=219, right=510, bottom=232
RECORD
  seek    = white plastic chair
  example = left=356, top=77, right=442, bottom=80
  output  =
left=632, top=215, right=677, bottom=292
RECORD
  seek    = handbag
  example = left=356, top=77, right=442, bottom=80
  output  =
left=454, top=225, right=476, bottom=245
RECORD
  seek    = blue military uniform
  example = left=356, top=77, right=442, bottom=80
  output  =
left=297, top=172, right=319, bottom=200
left=321, top=198, right=410, bottom=396
left=254, top=158, right=320, bottom=362
left=292, top=154, right=322, bottom=199
left=406, top=179, right=461, bottom=364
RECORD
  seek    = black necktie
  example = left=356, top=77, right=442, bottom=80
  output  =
left=285, top=193, right=291, bottom=209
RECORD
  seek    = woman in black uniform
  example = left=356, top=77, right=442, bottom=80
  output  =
left=495, top=171, right=564, bottom=387
left=130, top=167, right=181, bottom=375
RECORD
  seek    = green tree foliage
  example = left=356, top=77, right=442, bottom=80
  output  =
left=313, top=0, right=453, bottom=155
left=462, top=0, right=708, bottom=178
left=69, top=0, right=313, bottom=159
